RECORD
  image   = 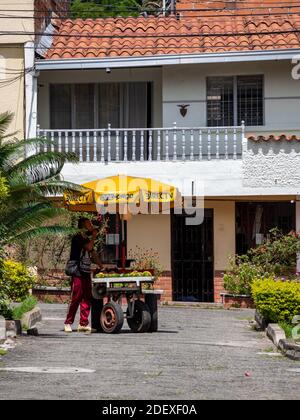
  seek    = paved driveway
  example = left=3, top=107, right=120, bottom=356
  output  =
left=0, top=304, right=299, bottom=400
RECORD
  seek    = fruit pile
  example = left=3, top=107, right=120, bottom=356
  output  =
left=95, top=271, right=152, bottom=279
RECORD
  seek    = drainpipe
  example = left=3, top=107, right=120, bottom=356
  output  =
left=162, top=0, right=166, bottom=16
left=296, top=198, right=300, bottom=273
left=24, top=41, right=38, bottom=156
left=170, top=0, right=176, bottom=14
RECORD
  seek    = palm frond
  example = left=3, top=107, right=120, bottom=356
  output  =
left=5, top=205, right=68, bottom=235
left=0, top=112, right=13, bottom=137
left=6, top=225, right=78, bottom=245
left=4, top=151, right=78, bottom=182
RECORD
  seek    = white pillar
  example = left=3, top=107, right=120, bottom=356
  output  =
left=296, top=199, right=300, bottom=272
left=25, top=41, right=38, bottom=141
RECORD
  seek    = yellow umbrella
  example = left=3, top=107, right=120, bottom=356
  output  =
left=64, top=175, right=177, bottom=212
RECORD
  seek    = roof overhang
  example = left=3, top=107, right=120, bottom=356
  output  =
left=35, top=48, right=300, bottom=71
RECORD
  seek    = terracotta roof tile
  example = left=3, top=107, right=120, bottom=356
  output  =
left=45, top=13, right=300, bottom=60
left=248, top=135, right=300, bottom=142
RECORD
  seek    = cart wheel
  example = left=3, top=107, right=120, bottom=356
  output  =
left=92, top=284, right=106, bottom=300
left=126, top=300, right=151, bottom=333
left=100, top=302, right=124, bottom=334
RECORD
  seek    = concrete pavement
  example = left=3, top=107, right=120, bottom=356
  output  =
left=0, top=304, right=299, bottom=400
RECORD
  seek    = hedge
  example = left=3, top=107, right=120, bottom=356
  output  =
left=251, top=279, right=300, bottom=323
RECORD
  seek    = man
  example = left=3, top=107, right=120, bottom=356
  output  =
left=64, top=217, right=99, bottom=333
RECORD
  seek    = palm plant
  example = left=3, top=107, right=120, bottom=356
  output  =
left=0, top=112, right=85, bottom=247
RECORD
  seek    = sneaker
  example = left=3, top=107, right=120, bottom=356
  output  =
left=77, top=325, right=97, bottom=334
left=64, top=324, right=72, bottom=333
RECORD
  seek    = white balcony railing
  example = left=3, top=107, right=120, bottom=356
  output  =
left=37, top=123, right=245, bottom=163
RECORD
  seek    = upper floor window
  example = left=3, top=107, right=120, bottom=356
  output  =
left=207, top=75, right=264, bottom=127
left=50, top=82, right=150, bottom=130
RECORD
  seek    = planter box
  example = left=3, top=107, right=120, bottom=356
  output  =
left=32, top=286, right=71, bottom=303
left=220, top=293, right=254, bottom=309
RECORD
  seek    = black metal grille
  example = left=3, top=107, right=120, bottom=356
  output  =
left=237, top=75, right=264, bottom=126
left=171, top=209, right=214, bottom=303
left=207, top=75, right=264, bottom=127
left=207, top=77, right=234, bottom=127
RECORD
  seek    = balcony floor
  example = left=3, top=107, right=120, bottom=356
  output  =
left=61, top=160, right=299, bottom=197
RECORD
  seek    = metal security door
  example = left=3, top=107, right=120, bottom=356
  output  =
left=171, top=209, right=214, bottom=302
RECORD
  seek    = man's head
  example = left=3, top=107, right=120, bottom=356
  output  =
left=78, top=217, right=94, bottom=232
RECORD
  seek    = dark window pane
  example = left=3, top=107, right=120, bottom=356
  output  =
left=207, top=77, right=234, bottom=127
left=236, top=202, right=295, bottom=255
left=98, top=83, right=120, bottom=128
left=237, top=75, right=264, bottom=126
left=50, top=84, right=71, bottom=129
left=74, top=84, right=95, bottom=129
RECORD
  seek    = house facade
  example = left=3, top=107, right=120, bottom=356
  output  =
left=31, top=0, right=300, bottom=302
left=0, top=0, right=68, bottom=137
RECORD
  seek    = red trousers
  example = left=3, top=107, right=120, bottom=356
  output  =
left=65, top=276, right=92, bottom=327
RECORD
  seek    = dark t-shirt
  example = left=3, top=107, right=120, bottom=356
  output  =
left=70, top=233, right=89, bottom=262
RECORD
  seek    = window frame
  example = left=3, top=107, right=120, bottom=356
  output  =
left=49, top=82, right=152, bottom=130
left=206, top=74, right=265, bottom=127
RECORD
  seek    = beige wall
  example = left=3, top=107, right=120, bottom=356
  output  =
left=208, top=201, right=235, bottom=271
left=0, top=47, right=25, bottom=136
left=0, top=0, right=35, bottom=137
left=127, top=214, right=171, bottom=271
left=0, top=0, right=34, bottom=45
left=126, top=200, right=236, bottom=273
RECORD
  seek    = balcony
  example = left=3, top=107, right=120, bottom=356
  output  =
left=37, top=124, right=245, bottom=163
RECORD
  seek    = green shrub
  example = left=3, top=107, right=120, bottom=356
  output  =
left=0, top=288, right=12, bottom=319
left=251, top=279, right=300, bottom=323
left=12, top=295, right=37, bottom=320
left=0, top=260, right=36, bottom=302
left=224, top=230, right=300, bottom=295
left=224, top=255, right=269, bottom=295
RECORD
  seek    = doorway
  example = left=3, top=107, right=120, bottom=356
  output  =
left=171, top=209, right=214, bottom=302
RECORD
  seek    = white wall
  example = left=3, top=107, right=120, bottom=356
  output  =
left=38, top=60, right=300, bottom=135
left=243, top=139, right=300, bottom=188
left=162, top=60, right=300, bottom=135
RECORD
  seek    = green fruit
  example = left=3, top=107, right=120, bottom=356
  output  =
left=143, top=271, right=152, bottom=277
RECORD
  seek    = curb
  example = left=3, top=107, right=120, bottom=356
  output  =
left=161, top=302, right=224, bottom=309
left=5, top=320, right=22, bottom=338
left=278, top=339, right=300, bottom=361
left=254, top=310, right=269, bottom=331
left=21, top=307, right=42, bottom=331
left=266, top=323, right=286, bottom=347
left=0, top=316, right=6, bottom=344
left=266, top=323, right=300, bottom=361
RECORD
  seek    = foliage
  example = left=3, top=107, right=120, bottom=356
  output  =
left=0, top=111, right=84, bottom=248
left=17, top=213, right=107, bottom=274
left=224, top=229, right=300, bottom=295
left=12, top=296, right=38, bottom=321
left=223, top=255, right=267, bottom=295
left=129, top=246, right=163, bottom=281
left=0, top=282, right=13, bottom=319
left=249, top=229, right=300, bottom=276
left=0, top=175, right=8, bottom=202
left=70, top=0, right=143, bottom=18
left=0, top=259, right=36, bottom=302
left=278, top=321, right=296, bottom=340
left=251, top=278, right=300, bottom=323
